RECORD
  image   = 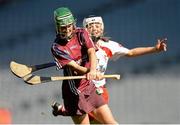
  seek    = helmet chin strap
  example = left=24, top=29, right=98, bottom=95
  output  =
left=91, top=33, right=110, bottom=43
left=58, top=34, right=71, bottom=41
left=57, top=25, right=76, bottom=41
left=66, top=33, right=75, bottom=40
left=91, top=35, right=101, bottom=43
left=58, top=31, right=75, bottom=41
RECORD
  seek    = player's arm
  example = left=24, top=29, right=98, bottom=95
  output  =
left=126, top=38, right=167, bottom=57
left=82, top=29, right=98, bottom=80
left=67, top=61, right=89, bottom=75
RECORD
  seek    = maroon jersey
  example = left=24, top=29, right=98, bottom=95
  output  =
left=51, top=28, right=95, bottom=97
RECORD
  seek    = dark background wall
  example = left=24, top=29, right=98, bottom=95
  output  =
left=0, top=0, right=180, bottom=124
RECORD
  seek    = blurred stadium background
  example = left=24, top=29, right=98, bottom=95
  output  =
left=0, top=0, right=180, bottom=124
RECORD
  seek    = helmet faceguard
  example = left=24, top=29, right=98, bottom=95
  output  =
left=54, top=7, right=76, bottom=40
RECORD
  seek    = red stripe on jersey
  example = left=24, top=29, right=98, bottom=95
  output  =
left=100, top=46, right=113, bottom=58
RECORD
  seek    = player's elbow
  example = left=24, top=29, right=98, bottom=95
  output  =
left=126, top=51, right=134, bottom=57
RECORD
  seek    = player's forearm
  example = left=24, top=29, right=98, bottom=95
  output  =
left=73, top=65, right=89, bottom=75
left=67, top=61, right=89, bottom=75
left=127, top=47, right=157, bottom=57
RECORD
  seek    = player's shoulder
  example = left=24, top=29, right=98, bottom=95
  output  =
left=98, top=39, right=126, bottom=52
left=99, top=39, right=118, bottom=46
left=107, top=39, right=124, bottom=47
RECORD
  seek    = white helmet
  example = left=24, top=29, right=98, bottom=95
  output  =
left=83, top=16, right=104, bottom=31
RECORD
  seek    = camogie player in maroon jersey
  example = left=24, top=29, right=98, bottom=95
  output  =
left=51, top=7, right=118, bottom=124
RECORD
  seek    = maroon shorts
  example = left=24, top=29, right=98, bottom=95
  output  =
left=63, top=82, right=106, bottom=116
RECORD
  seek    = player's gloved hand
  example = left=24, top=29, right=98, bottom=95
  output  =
left=155, top=38, right=167, bottom=52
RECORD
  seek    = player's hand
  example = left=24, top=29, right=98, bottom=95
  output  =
left=155, top=38, right=167, bottom=52
left=95, top=71, right=104, bottom=81
left=86, top=70, right=97, bottom=80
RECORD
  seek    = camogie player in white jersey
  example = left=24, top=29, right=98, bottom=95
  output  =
left=83, top=16, right=167, bottom=101
left=52, top=16, right=167, bottom=124
left=83, top=15, right=167, bottom=123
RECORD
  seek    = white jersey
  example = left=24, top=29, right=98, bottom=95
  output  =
left=93, top=39, right=130, bottom=87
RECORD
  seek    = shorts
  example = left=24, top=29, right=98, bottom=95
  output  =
left=63, top=83, right=106, bottom=116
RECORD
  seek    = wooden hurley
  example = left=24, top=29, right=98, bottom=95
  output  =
left=23, top=74, right=121, bottom=85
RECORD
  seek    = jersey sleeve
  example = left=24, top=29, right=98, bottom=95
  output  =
left=51, top=43, right=72, bottom=68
